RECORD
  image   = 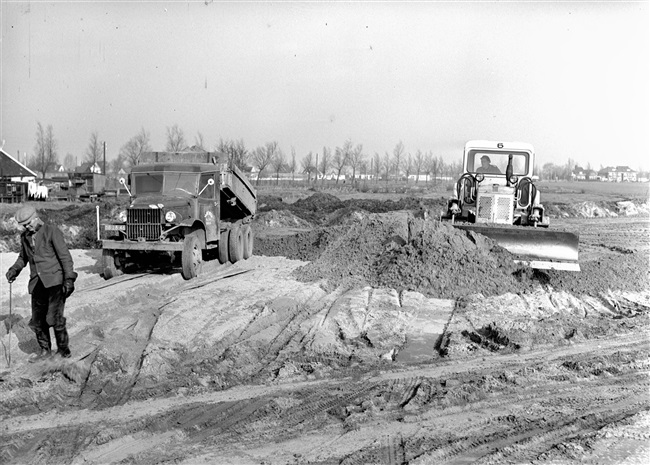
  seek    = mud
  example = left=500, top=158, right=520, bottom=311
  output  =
left=0, top=192, right=649, bottom=464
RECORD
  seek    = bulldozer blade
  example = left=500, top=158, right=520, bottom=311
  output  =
left=453, top=224, right=580, bottom=271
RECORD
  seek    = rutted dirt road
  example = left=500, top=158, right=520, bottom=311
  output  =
left=1, top=201, right=649, bottom=464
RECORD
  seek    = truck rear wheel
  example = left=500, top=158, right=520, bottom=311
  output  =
left=229, top=226, right=244, bottom=263
left=243, top=224, right=254, bottom=259
left=218, top=231, right=229, bottom=264
left=182, top=232, right=203, bottom=280
left=102, top=249, right=123, bottom=280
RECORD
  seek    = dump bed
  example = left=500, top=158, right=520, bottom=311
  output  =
left=219, top=163, right=257, bottom=216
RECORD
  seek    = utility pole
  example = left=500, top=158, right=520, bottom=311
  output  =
left=103, top=141, right=106, bottom=174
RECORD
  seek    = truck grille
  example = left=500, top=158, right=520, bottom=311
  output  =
left=476, top=194, right=513, bottom=224
left=127, top=208, right=162, bottom=240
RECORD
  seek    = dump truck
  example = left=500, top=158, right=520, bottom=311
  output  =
left=101, top=151, right=257, bottom=280
left=441, top=140, right=580, bottom=271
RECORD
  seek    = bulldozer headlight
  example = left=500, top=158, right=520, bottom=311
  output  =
left=509, top=175, right=519, bottom=185
left=165, top=211, right=177, bottom=222
left=475, top=173, right=485, bottom=182
left=118, top=210, right=127, bottom=223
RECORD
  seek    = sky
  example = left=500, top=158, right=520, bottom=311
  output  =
left=1, top=0, right=649, bottom=172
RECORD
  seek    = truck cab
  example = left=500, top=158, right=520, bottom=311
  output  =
left=102, top=152, right=257, bottom=280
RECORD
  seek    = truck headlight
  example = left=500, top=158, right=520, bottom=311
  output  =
left=475, top=173, right=485, bottom=182
left=165, top=211, right=177, bottom=222
left=509, top=175, right=519, bottom=185
left=118, top=210, right=127, bottom=222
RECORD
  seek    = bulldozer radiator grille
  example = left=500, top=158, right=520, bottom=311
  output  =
left=495, top=197, right=512, bottom=223
left=477, top=197, right=493, bottom=221
left=476, top=194, right=514, bottom=224
left=127, top=208, right=162, bottom=240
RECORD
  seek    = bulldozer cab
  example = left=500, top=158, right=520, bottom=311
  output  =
left=464, top=141, right=534, bottom=186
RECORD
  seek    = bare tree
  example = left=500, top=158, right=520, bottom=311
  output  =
left=216, top=138, right=249, bottom=170
left=85, top=131, right=103, bottom=164
left=426, top=153, right=443, bottom=184
left=392, top=141, right=404, bottom=180
left=271, top=149, right=286, bottom=184
left=447, top=160, right=462, bottom=180
left=301, top=151, right=316, bottom=182
left=373, top=152, right=381, bottom=183
left=348, top=143, right=365, bottom=186
left=194, top=132, right=206, bottom=151
left=165, top=124, right=186, bottom=152
left=120, top=127, right=152, bottom=167
left=404, top=153, right=413, bottom=183
left=564, top=158, right=576, bottom=181
left=413, top=149, right=424, bottom=183
left=30, top=122, right=59, bottom=179
left=289, top=147, right=297, bottom=181
left=109, top=153, right=127, bottom=176
left=320, top=146, right=331, bottom=184
left=333, top=139, right=352, bottom=183
left=251, top=141, right=278, bottom=185
left=383, top=151, right=391, bottom=183
left=63, top=153, right=76, bottom=171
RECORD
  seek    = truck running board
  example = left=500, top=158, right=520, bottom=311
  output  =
left=452, top=224, right=581, bottom=272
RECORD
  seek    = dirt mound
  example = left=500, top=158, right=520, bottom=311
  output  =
left=257, top=192, right=447, bottom=227
left=294, top=212, right=533, bottom=299
left=543, top=253, right=650, bottom=295
left=254, top=227, right=345, bottom=261
left=253, top=209, right=313, bottom=232
left=292, top=191, right=345, bottom=212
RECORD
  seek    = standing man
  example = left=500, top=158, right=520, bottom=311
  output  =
left=5, top=205, right=77, bottom=361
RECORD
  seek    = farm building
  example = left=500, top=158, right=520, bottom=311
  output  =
left=598, top=166, right=637, bottom=182
left=0, top=148, right=37, bottom=203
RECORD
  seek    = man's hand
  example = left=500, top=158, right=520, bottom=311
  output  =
left=6, top=268, right=17, bottom=284
left=62, top=279, right=75, bottom=298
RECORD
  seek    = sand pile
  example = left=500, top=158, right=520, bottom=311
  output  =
left=295, top=212, right=534, bottom=299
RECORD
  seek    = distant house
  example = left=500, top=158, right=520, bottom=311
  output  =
left=75, top=162, right=102, bottom=174
left=572, top=166, right=599, bottom=181
left=598, top=166, right=637, bottom=182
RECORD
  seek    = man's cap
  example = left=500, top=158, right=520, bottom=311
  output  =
left=15, top=205, right=38, bottom=225
left=480, top=155, right=491, bottom=162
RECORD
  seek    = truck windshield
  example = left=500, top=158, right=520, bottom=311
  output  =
left=162, top=173, right=198, bottom=196
left=134, top=174, right=163, bottom=194
left=133, top=173, right=198, bottom=196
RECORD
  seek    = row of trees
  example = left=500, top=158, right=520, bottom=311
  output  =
left=26, top=122, right=463, bottom=184
left=29, top=122, right=626, bottom=184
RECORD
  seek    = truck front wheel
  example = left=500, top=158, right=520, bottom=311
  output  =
left=229, top=226, right=244, bottom=263
left=182, top=232, right=203, bottom=280
left=102, top=249, right=123, bottom=280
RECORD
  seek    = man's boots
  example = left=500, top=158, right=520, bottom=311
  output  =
left=29, top=347, right=51, bottom=363
left=54, top=327, right=71, bottom=358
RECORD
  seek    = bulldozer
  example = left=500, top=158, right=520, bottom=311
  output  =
left=441, top=140, right=580, bottom=271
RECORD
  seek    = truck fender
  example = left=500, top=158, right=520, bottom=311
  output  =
left=180, top=221, right=206, bottom=248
